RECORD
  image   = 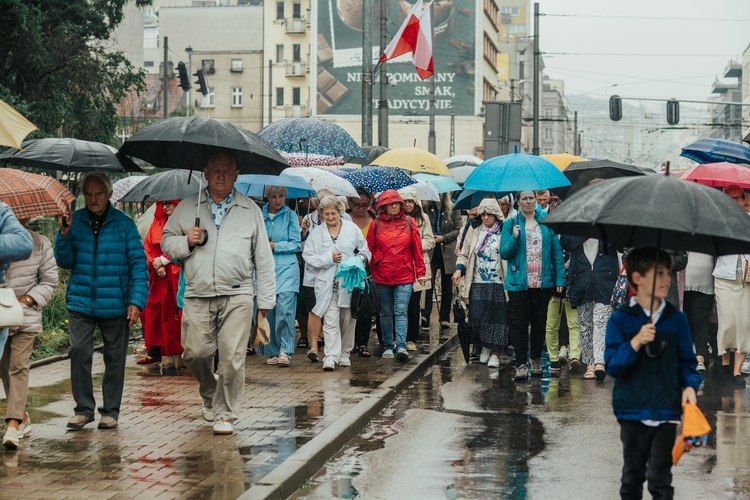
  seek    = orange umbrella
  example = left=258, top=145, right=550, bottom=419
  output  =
left=542, top=153, right=587, bottom=171
left=672, top=403, right=711, bottom=465
left=0, top=168, right=75, bottom=220
left=0, top=99, right=38, bottom=149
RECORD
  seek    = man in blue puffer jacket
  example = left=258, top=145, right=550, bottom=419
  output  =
left=55, top=173, right=149, bottom=431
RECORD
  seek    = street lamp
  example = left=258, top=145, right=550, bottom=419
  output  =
left=185, top=46, right=193, bottom=116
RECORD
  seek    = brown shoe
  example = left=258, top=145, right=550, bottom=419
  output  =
left=67, top=414, right=95, bottom=430
left=98, top=416, right=118, bottom=429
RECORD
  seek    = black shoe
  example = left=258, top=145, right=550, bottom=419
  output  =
left=720, top=364, right=732, bottom=381
left=733, top=375, right=747, bottom=387
left=297, top=337, right=309, bottom=349
left=549, top=361, right=561, bottom=378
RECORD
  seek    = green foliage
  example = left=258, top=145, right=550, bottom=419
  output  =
left=0, top=0, right=152, bottom=144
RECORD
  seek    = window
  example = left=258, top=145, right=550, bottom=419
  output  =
left=508, top=24, right=526, bottom=34
left=202, top=59, right=215, bottom=74
left=201, top=87, right=215, bottom=108
left=543, top=148, right=553, bottom=155
left=232, top=87, right=243, bottom=107
left=544, top=127, right=553, bottom=140
left=276, top=44, right=284, bottom=63
left=292, top=44, right=301, bottom=62
left=293, top=1, right=301, bottom=18
left=276, top=87, right=284, bottom=106
left=544, top=108, right=553, bottom=119
left=276, top=1, right=284, bottom=20
left=144, top=61, right=154, bottom=67
left=501, top=6, right=520, bottom=16
left=292, top=87, right=301, bottom=106
left=231, top=59, right=243, bottom=72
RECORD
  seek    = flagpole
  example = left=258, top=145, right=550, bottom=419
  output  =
left=362, top=0, right=374, bottom=146
left=377, top=0, right=389, bottom=147
left=427, top=0, right=436, bottom=154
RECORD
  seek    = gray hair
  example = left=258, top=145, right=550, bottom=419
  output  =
left=265, top=185, right=288, bottom=197
left=81, top=172, right=113, bottom=194
left=206, top=150, right=237, bottom=168
left=318, top=195, right=346, bottom=215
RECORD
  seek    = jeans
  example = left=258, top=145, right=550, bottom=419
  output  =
left=619, top=420, right=676, bottom=500
left=259, top=291, right=298, bottom=357
left=377, top=283, right=412, bottom=352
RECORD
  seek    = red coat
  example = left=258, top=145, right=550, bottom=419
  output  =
left=366, top=190, right=426, bottom=286
left=140, top=203, right=183, bottom=356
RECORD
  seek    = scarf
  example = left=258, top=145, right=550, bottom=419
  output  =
left=474, top=221, right=501, bottom=255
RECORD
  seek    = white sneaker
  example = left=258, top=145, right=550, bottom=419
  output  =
left=406, top=341, right=417, bottom=351
left=338, top=357, right=351, bottom=367
left=201, top=401, right=214, bottom=422
left=323, top=359, right=336, bottom=371
left=479, top=347, right=491, bottom=364
left=742, top=359, right=750, bottom=375
left=559, top=346, right=569, bottom=364
left=212, top=419, right=234, bottom=435
left=18, top=413, right=31, bottom=438
left=3, top=427, right=19, bottom=449
left=487, top=355, right=500, bottom=368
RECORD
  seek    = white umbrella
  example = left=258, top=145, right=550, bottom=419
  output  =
left=450, top=165, right=476, bottom=185
left=284, top=167, right=359, bottom=197
left=413, top=181, right=440, bottom=201
left=444, top=154, right=483, bottom=168
left=110, top=175, right=147, bottom=203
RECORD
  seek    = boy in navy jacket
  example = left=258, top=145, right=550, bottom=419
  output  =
left=605, top=247, right=701, bottom=500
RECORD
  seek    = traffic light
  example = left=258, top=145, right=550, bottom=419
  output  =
left=609, top=95, right=622, bottom=121
left=666, top=99, right=680, bottom=125
left=193, top=69, right=208, bottom=96
left=177, top=62, right=190, bottom=91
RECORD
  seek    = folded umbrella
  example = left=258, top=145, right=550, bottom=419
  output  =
left=453, top=299, right=470, bottom=364
left=0, top=168, right=76, bottom=220
left=334, top=256, right=367, bottom=293
left=672, top=403, right=711, bottom=465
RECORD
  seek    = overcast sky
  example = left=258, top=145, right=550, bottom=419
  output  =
left=537, top=0, right=749, bottom=103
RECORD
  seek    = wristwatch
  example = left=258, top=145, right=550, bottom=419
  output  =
left=23, top=296, right=33, bottom=306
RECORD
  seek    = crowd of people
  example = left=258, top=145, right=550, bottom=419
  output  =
left=1, top=154, right=749, bottom=448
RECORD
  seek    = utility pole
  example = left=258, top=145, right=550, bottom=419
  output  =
left=573, top=110, right=578, bottom=155
left=377, top=0, right=389, bottom=146
left=163, top=36, right=169, bottom=119
left=362, top=0, right=373, bottom=146
left=427, top=1, right=436, bottom=154
left=268, top=59, right=273, bottom=126
left=449, top=106, right=455, bottom=156
left=185, top=46, right=192, bottom=117
left=532, top=2, right=540, bottom=155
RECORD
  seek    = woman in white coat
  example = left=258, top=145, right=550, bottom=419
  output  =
left=303, top=196, right=371, bottom=371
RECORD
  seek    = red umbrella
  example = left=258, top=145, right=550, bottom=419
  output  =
left=0, top=168, right=76, bottom=220
left=680, top=162, right=750, bottom=189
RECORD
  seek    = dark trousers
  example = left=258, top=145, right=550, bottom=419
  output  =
left=68, top=311, right=130, bottom=419
left=559, top=307, right=570, bottom=346
left=422, top=249, right=453, bottom=323
left=683, top=291, right=717, bottom=360
left=619, top=420, right=676, bottom=500
left=354, top=315, right=382, bottom=348
left=508, top=288, right=552, bottom=366
left=407, top=290, right=421, bottom=343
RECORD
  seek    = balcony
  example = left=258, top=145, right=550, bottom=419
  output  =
left=286, top=61, right=307, bottom=77
left=285, top=17, right=306, bottom=34
left=285, top=104, right=308, bottom=118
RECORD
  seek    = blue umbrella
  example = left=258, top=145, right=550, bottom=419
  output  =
left=258, top=118, right=365, bottom=159
left=235, top=172, right=316, bottom=199
left=453, top=189, right=510, bottom=210
left=680, top=139, right=750, bottom=165
left=341, top=166, right=417, bottom=193
left=413, top=173, right=461, bottom=194
left=464, top=153, right=571, bottom=193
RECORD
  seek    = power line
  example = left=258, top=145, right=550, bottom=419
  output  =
left=541, top=13, right=750, bottom=22
left=544, top=52, right=739, bottom=57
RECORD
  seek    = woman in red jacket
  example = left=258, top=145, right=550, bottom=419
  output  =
left=366, top=190, right=426, bottom=361
left=139, top=200, right=183, bottom=374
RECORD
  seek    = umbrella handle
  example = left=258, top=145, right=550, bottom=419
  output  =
left=194, top=217, right=208, bottom=247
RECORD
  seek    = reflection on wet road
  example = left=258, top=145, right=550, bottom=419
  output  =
left=294, top=349, right=750, bottom=499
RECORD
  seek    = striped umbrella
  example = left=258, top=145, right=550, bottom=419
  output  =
left=680, top=139, right=750, bottom=165
left=0, top=168, right=76, bottom=219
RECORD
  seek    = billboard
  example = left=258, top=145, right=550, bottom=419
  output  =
left=313, top=0, right=477, bottom=116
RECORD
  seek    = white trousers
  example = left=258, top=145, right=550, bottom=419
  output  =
left=321, top=290, right=356, bottom=364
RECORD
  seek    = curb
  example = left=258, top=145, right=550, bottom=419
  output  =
left=243, top=332, right=459, bottom=500
left=30, top=337, right=141, bottom=370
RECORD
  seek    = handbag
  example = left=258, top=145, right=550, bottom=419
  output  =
left=0, top=284, right=23, bottom=329
left=351, top=261, right=380, bottom=320
left=610, top=265, right=630, bottom=308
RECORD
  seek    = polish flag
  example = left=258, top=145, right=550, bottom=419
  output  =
left=379, top=0, right=434, bottom=80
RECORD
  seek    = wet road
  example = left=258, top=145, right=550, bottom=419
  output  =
left=293, top=349, right=750, bottom=499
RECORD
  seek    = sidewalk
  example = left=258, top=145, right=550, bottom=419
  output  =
left=0, top=325, right=456, bottom=499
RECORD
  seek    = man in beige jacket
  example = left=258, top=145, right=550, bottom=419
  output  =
left=162, top=151, right=276, bottom=435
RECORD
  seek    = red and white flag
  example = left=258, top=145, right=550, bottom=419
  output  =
left=379, top=0, right=434, bottom=80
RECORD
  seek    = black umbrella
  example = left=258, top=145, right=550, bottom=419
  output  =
left=453, top=299, right=470, bottom=364
left=564, top=160, right=647, bottom=190
left=344, top=145, right=390, bottom=165
left=0, top=138, right=142, bottom=173
left=119, top=117, right=288, bottom=175
left=118, top=169, right=204, bottom=203
left=543, top=175, right=750, bottom=256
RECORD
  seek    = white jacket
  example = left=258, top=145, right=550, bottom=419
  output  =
left=302, top=219, right=370, bottom=316
left=162, top=189, right=277, bottom=310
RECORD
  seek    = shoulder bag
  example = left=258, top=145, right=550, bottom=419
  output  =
left=0, top=284, right=23, bottom=329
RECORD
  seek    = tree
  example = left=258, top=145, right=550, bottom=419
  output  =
left=0, top=0, right=151, bottom=145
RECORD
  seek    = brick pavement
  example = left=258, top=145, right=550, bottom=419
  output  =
left=0, top=326, right=453, bottom=499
